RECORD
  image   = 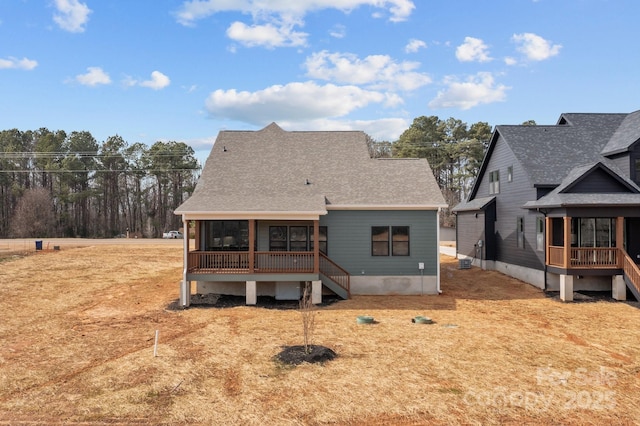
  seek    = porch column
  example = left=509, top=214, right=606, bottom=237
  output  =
left=249, top=219, right=255, bottom=273
left=181, top=217, right=190, bottom=307
left=563, top=217, right=571, bottom=269
left=246, top=281, right=257, bottom=305
left=311, top=280, right=322, bottom=304
left=313, top=220, right=320, bottom=274
left=545, top=217, right=552, bottom=267
left=612, top=275, right=626, bottom=301
left=616, top=216, right=624, bottom=268
left=560, top=274, right=574, bottom=302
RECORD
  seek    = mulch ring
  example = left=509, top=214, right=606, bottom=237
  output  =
left=275, top=345, right=337, bottom=366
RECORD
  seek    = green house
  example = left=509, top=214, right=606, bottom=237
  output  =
left=174, top=123, right=447, bottom=306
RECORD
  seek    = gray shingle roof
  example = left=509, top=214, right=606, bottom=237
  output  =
left=600, top=109, right=640, bottom=155
left=523, top=159, right=640, bottom=209
left=175, top=123, right=447, bottom=216
left=496, top=113, right=627, bottom=186
left=452, top=196, right=495, bottom=212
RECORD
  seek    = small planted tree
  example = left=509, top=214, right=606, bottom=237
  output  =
left=275, top=282, right=336, bottom=366
left=300, top=282, right=316, bottom=353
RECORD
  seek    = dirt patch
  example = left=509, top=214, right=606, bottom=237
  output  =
left=1, top=246, right=639, bottom=425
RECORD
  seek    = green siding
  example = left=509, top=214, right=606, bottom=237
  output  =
left=320, top=210, right=439, bottom=276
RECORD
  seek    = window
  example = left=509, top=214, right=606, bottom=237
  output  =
left=571, top=218, right=616, bottom=248
left=372, top=226, right=410, bottom=256
left=269, top=226, right=288, bottom=251
left=634, top=158, right=640, bottom=184
left=392, top=226, right=410, bottom=256
left=205, top=220, right=249, bottom=251
left=371, top=226, right=389, bottom=256
left=507, top=166, right=513, bottom=182
left=269, top=225, right=328, bottom=253
left=536, top=217, right=544, bottom=251
left=489, top=170, right=500, bottom=194
left=517, top=217, right=524, bottom=248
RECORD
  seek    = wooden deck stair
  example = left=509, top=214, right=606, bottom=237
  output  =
left=622, top=250, right=640, bottom=301
left=319, top=253, right=350, bottom=299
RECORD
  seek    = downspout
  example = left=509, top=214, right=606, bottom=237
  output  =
left=538, top=209, right=548, bottom=291
left=436, top=207, right=442, bottom=294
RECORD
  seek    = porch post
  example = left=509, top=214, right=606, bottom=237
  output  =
left=313, top=219, right=320, bottom=274
left=249, top=219, right=255, bottom=273
left=194, top=221, right=200, bottom=250
left=616, top=216, right=624, bottom=268
left=181, top=216, right=191, bottom=307
left=545, top=216, right=552, bottom=267
left=563, top=216, right=571, bottom=269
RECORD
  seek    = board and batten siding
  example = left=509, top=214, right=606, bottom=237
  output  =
left=475, top=134, right=545, bottom=271
left=320, top=210, right=439, bottom=277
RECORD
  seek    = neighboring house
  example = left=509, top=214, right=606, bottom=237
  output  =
left=454, top=111, right=640, bottom=302
left=174, top=123, right=447, bottom=306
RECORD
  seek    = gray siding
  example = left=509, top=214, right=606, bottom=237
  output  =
left=456, top=211, right=485, bottom=259
left=320, top=210, right=439, bottom=276
left=475, top=134, right=545, bottom=271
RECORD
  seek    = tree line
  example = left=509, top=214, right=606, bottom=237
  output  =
left=0, top=128, right=199, bottom=238
left=2, top=116, right=500, bottom=238
left=369, top=116, right=494, bottom=226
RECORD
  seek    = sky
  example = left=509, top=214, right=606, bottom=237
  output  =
left=2, top=0, right=640, bottom=165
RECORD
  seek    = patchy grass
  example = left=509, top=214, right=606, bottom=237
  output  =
left=0, top=243, right=638, bottom=425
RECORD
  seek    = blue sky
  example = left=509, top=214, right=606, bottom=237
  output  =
left=2, top=0, right=640, bottom=164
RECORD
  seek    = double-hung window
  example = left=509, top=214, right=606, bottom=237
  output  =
left=489, top=170, right=500, bottom=194
left=372, top=226, right=410, bottom=256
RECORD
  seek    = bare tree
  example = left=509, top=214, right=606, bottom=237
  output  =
left=300, top=282, right=317, bottom=353
left=9, top=188, right=57, bottom=237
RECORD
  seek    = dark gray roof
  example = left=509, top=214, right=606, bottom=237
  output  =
left=175, top=123, right=447, bottom=216
left=496, top=113, right=627, bottom=187
left=452, top=196, right=495, bottom=212
left=524, top=159, right=640, bottom=209
left=601, top=109, right=640, bottom=155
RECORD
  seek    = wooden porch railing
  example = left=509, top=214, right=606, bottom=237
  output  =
left=187, top=251, right=315, bottom=274
left=622, top=250, right=640, bottom=296
left=548, top=246, right=620, bottom=269
left=319, top=253, right=350, bottom=297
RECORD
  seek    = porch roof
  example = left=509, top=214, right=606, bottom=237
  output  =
left=175, top=123, right=447, bottom=217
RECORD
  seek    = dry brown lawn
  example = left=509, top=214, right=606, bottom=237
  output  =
left=0, top=241, right=639, bottom=425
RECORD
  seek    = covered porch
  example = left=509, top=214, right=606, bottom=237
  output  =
left=179, top=217, right=350, bottom=306
left=544, top=215, right=640, bottom=301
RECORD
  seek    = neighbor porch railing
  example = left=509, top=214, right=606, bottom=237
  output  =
left=548, top=246, right=620, bottom=269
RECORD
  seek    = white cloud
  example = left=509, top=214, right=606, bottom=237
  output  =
left=405, top=38, right=426, bottom=53
left=74, top=67, right=111, bottom=86
left=428, top=72, right=509, bottom=110
left=140, top=71, right=171, bottom=90
left=278, top=117, right=410, bottom=141
left=329, top=24, right=346, bottom=39
left=504, top=56, right=517, bottom=66
left=0, top=56, right=38, bottom=70
left=205, top=81, right=393, bottom=123
left=456, top=36, right=492, bottom=62
left=304, top=50, right=431, bottom=91
left=175, top=0, right=415, bottom=26
left=52, top=0, right=91, bottom=33
left=124, top=71, right=171, bottom=90
left=512, top=32, right=561, bottom=61
left=226, top=20, right=308, bottom=48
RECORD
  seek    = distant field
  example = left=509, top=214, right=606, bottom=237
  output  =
left=0, top=243, right=638, bottom=425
